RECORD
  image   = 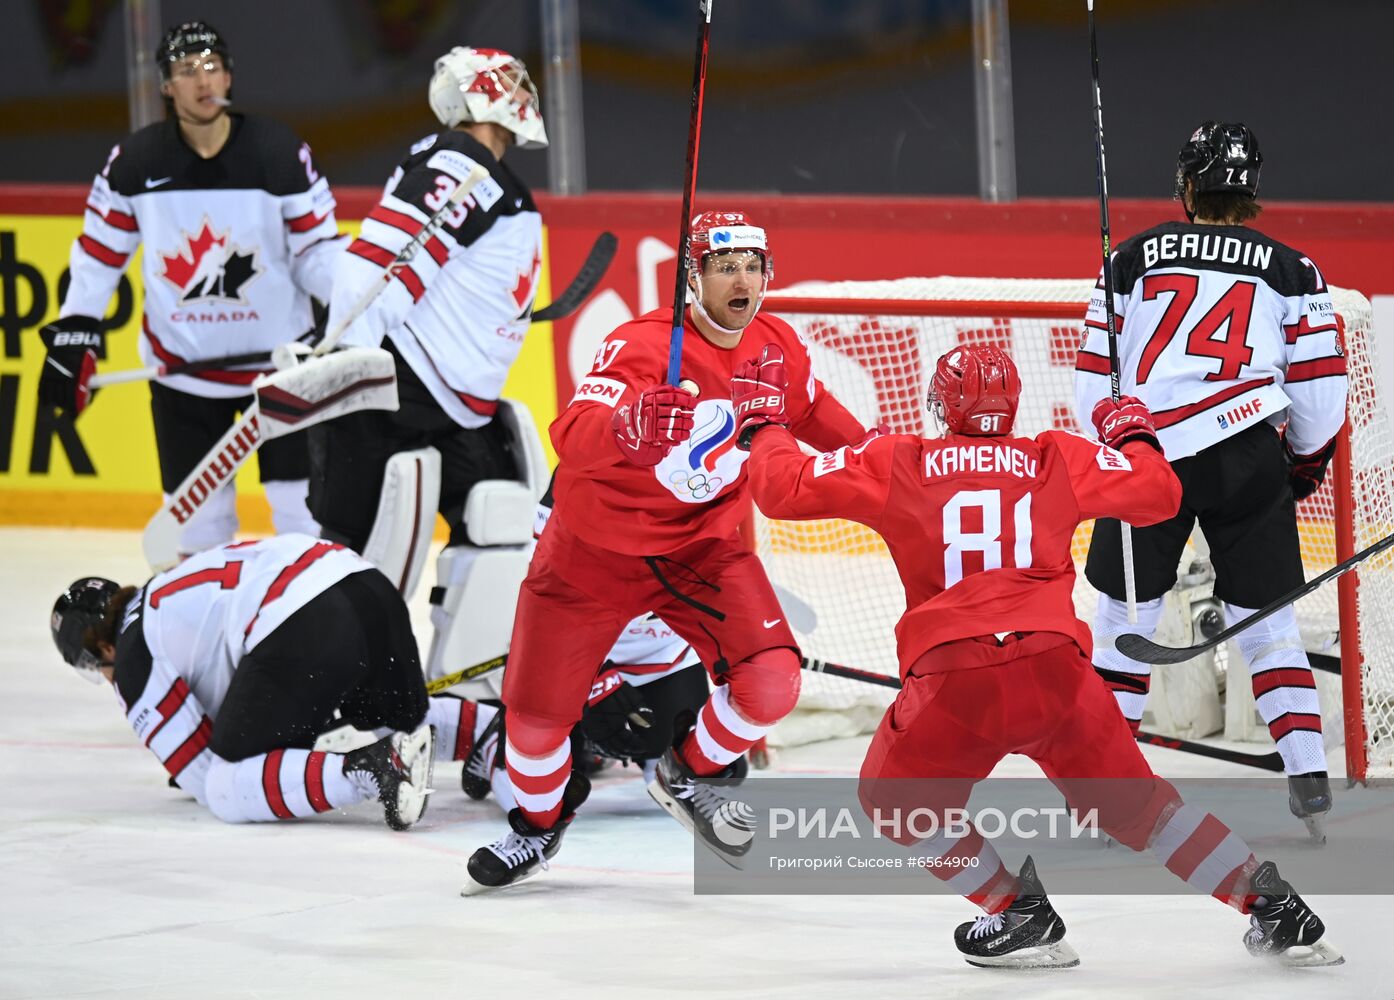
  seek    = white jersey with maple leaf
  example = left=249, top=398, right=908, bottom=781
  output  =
left=332, top=131, right=543, bottom=429
left=59, top=114, right=345, bottom=398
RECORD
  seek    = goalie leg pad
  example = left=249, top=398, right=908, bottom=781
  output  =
left=172, top=481, right=237, bottom=556
left=425, top=542, right=531, bottom=700
left=362, top=447, right=441, bottom=599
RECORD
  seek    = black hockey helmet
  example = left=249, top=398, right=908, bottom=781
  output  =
left=1174, top=121, right=1262, bottom=201
left=157, top=21, right=232, bottom=77
left=51, top=577, right=120, bottom=676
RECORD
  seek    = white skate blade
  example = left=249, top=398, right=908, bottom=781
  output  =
left=965, top=940, right=1081, bottom=970
left=646, top=777, right=747, bottom=870
left=1274, top=938, right=1344, bottom=968
left=460, top=870, right=536, bottom=897
left=1300, top=814, right=1327, bottom=846
left=393, top=724, right=436, bottom=829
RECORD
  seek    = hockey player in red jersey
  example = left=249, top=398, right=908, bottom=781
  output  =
left=39, top=22, right=345, bottom=556
left=461, top=211, right=869, bottom=894
left=1075, top=122, right=1347, bottom=839
left=49, top=535, right=502, bottom=830
left=742, top=344, right=1341, bottom=969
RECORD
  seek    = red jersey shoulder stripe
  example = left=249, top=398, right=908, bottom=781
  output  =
left=78, top=234, right=129, bottom=268
left=287, top=211, right=328, bottom=234
left=243, top=541, right=346, bottom=639
left=89, top=203, right=138, bottom=232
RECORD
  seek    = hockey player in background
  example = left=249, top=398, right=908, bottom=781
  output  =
left=308, top=46, right=547, bottom=595
left=742, top=344, right=1341, bottom=969
left=39, top=22, right=345, bottom=556
left=1074, top=122, right=1347, bottom=839
left=461, top=212, right=870, bottom=894
left=49, top=534, right=502, bottom=830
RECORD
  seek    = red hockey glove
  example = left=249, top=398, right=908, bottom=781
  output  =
left=1091, top=395, right=1160, bottom=452
left=611, top=383, right=696, bottom=466
left=1284, top=435, right=1336, bottom=501
left=38, top=316, right=103, bottom=417
left=731, top=344, right=791, bottom=449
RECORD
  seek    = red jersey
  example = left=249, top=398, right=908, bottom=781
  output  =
left=551, top=307, right=865, bottom=555
left=747, top=428, right=1182, bottom=670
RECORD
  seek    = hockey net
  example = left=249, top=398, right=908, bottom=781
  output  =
left=757, top=278, right=1394, bottom=782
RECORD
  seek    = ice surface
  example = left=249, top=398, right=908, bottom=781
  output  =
left=0, top=529, right=1384, bottom=998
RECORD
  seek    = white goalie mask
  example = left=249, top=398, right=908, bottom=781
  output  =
left=429, top=46, right=548, bottom=150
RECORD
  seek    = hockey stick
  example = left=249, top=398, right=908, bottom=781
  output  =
left=1086, top=0, right=1138, bottom=624
left=1133, top=730, right=1284, bottom=772
left=1117, top=528, right=1394, bottom=664
left=665, top=0, right=714, bottom=385
left=95, top=215, right=610, bottom=388
left=801, top=657, right=1286, bottom=771
left=141, top=172, right=487, bottom=569
left=532, top=231, right=618, bottom=322
left=425, top=653, right=507, bottom=695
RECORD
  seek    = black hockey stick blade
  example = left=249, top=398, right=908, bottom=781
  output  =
left=1117, top=528, right=1394, bottom=665
left=531, top=232, right=618, bottom=322
left=1134, top=730, right=1285, bottom=772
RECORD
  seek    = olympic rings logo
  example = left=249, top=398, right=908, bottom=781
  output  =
left=668, top=469, right=725, bottom=500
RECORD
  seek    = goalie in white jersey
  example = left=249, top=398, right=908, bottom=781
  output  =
left=39, top=22, right=346, bottom=556
left=48, top=535, right=505, bottom=830
left=1074, top=122, right=1348, bottom=836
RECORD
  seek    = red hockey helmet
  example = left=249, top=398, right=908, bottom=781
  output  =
left=688, top=210, right=772, bottom=279
left=928, top=345, right=1022, bottom=436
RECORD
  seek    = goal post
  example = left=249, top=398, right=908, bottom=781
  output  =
left=755, top=278, right=1392, bottom=782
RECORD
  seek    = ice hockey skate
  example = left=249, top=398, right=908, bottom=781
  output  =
left=461, top=710, right=503, bottom=800
left=954, top=857, right=1080, bottom=970
left=344, top=724, right=436, bottom=831
left=1288, top=771, right=1332, bottom=844
left=461, top=772, right=591, bottom=896
left=647, top=748, right=755, bottom=868
left=1243, top=861, right=1343, bottom=966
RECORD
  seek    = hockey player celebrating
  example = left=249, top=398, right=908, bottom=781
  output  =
left=742, top=344, right=1341, bottom=968
left=1074, top=122, right=1348, bottom=839
left=308, top=46, right=547, bottom=619
left=460, top=211, right=869, bottom=894
left=39, top=22, right=345, bottom=556
left=47, top=534, right=490, bottom=829
left=459, top=482, right=726, bottom=805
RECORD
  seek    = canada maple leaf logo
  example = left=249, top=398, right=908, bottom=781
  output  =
left=159, top=219, right=262, bottom=304
left=512, top=245, right=542, bottom=313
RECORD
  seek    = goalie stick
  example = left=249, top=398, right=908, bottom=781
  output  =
left=91, top=230, right=618, bottom=387
left=141, top=171, right=487, bottom=569
left=1116, top=527, right=1394, bottom=664
left=666, top=0, right=714, bottom=385
left=801, top=656, right=1286, bottom=772
left=1087, top=0, right=1138, bottom=623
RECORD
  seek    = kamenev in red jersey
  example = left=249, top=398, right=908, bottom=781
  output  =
left=461, top=211, right=871, bottom=894
left=739, top=344, right=1341, bottom=970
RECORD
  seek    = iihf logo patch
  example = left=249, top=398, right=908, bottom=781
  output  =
left=1217, top=414, right=1229, bottom=429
